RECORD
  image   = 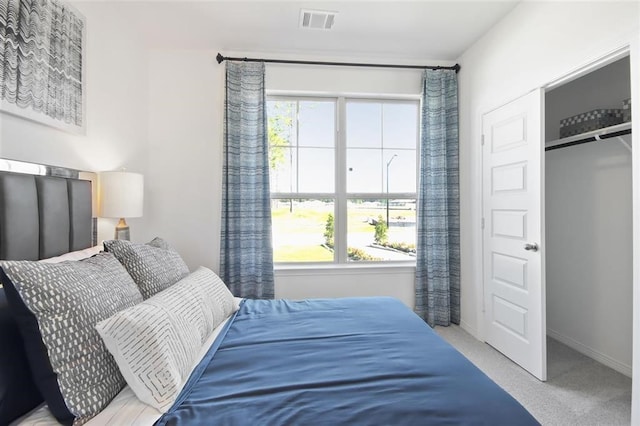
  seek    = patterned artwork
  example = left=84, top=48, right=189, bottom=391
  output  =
left=0, top=0, right=84, bottom=132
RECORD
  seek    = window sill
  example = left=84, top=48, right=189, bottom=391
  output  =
left=274, top=262, right=416, bottom=276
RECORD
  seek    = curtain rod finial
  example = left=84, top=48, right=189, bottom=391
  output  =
left=454, top=64, right=461, bottom=73
left=216, top=53, right=224, bottom=64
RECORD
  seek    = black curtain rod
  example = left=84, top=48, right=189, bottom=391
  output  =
left=216, top=53, right=460, bottom=73
left=545, top=128, right=632, bottom=151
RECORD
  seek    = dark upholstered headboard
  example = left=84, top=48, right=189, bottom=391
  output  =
left=0, top=159, right=97, bottom=424
left=0, top=158, right=96, bottom=261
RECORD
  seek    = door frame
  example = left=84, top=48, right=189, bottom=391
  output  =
left=477, top=41, right=639, bottom=421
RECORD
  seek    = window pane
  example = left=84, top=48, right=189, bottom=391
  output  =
left=269, top=99, right=335, bottom=195
left=272, top=199, right=335, bottom=263
left=299, top=101, right=335, bottom=148
left=268, top=100, right=297, bottom=193
left=384, top=150, right=416, bottom=193
left=346, top=199, right=416, bottom=262
left=299, top=147, right=334, bottom=193
left=347, top=148, right=382, bottom=193
left=270, top=147, right=297, bottom=193
left=267, top=101, right=296, bottom=147
left=383, top=103, right=419, bottom=149
left=347, top=100, right=418, bottom=194
left=346, top=102, right=382, bottom=148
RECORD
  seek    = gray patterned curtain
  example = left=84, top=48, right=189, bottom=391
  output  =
left=220, top=61, right=275, bottom=299
left=415, top=69, right=460, bottom=327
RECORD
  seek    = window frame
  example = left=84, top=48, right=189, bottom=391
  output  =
left=268, top=93, right=420, bottom=266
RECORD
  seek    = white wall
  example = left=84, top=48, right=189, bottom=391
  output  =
left=276, top=265, right=415, bottom=307
left=546, top=138, right=632, bottom=375
left=145, top=50, right=224, bottom=272
left=266, top=63, right=422, bottom=96
left=0, top=2, right=150, bottom=244
left=456, top=0, right=639, bottom=337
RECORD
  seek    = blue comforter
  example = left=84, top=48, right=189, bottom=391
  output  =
left=157, top=297, right=539, bottom=425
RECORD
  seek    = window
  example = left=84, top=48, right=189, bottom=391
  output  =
left=268, top=96, right=418, bottom=264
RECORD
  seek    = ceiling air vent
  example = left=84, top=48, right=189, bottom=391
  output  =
left=300, top=9, right=337, bottom=30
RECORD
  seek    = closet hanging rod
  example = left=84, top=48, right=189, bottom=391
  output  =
left=545, top=126, right=632, bottom=152
left=215, top=53, right=461, bottom=73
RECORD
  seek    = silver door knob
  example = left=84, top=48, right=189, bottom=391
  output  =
left=524, top=243, right=539, bottom=252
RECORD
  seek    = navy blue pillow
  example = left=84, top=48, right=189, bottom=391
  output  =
left=0, top=286, right=44, bottom=424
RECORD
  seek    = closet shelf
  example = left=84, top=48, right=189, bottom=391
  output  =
left=546, top=122, right=632, bottom=151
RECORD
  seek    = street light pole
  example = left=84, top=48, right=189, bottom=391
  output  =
left=386, top=154, right=397, bottom=227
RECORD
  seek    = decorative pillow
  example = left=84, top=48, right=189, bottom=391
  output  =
left=0, top=253, right=143, bottom=425
left=0, top=244, right=105, bottom=425
left=103, top=237, right=189, bottom=299
left=96, top=267, right=238, bottom=412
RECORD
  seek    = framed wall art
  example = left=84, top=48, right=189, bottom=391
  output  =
left=0, top=0, right=85, bottom=134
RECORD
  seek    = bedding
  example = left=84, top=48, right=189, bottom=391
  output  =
left=158, top=297, right=540, bottom=426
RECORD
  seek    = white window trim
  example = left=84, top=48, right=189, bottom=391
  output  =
left=275, top=262, right=416, bottom=275
left=268, top=94, right=419, bottom=267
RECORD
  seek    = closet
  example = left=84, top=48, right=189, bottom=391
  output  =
left=545, top=56, right=632, bottom=376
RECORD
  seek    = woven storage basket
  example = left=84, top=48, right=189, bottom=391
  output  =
left=559, top=109, right=623, bottom=138
left=622, top=98, right=631, bottom=123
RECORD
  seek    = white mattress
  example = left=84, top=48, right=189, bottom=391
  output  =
left=16, top=299, right=242, bottom=426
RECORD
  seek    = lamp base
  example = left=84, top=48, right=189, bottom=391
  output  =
left=115, top=218, right=130, bottom=241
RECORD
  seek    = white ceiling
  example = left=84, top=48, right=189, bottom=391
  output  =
left=79, top=1, right=522, bottom=61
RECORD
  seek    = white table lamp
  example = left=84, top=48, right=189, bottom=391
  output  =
left=99, top=171, right=144, bottom=240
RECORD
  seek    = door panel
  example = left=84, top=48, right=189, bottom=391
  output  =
left=492, top=210, right=527, bottom=239
left=492, top=252, right=527, bottom=289
left=482, top=89, right=546, bottom=381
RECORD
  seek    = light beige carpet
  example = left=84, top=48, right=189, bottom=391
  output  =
left=435, top=325, right=631, bottom=425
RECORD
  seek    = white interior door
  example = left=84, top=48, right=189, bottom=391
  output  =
left=482, top=89, right=546, bottom=381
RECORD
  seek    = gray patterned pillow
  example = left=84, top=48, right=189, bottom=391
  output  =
left=104, top=237, right=189, bottom=299
left=0, top=253, right=143, bottom=425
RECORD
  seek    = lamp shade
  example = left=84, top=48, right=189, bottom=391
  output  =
left=98, top=171, right=144, bottom=218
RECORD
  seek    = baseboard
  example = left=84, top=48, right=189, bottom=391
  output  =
left=460, top=319, right=478, bottom=339
left=547, top=328, right=632, bottom=378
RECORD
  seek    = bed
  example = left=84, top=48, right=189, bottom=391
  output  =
left=0, top=159, right=540, bottom=426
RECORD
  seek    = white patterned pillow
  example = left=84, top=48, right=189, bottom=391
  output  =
left=103, top=237, right=189, bottom=299
left=0, top=253, right=143, bottom=425
left=95, top=266, right=238, bottom=411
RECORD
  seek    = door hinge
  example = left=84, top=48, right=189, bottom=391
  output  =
left=481, top=218, right=485, bottom=229
left=481, top=134, right=485, bottom=146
